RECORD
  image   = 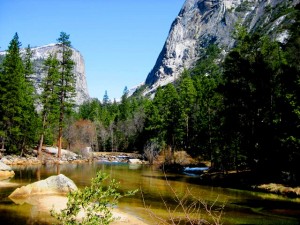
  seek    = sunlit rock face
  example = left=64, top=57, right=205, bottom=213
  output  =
left=0, top=44, right=89, bottom=106
left=30, top=44, right=90, bottom=105
left=144, top=0, right=299, bottom=94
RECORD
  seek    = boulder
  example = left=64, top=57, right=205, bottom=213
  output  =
left=0, top=161, right=15, bottom=180
left=0, top=171, right=15, bottom=181
left=9, top=174, right=77, bottom=199
left=81, top=147, right=93, bottom=158
left=0, top=161, right=12, bottom=171
left=129, top=159, right=143, bottom=164
left=44, top=147, right=78, bottom=158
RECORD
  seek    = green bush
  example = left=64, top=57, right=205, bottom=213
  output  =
left=51, top=172, right=137, bottom=225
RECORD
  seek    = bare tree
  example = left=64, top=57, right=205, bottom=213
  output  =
left=65, top=119, right=97, bottom=154
left=143, top=140, right=160, bottom=165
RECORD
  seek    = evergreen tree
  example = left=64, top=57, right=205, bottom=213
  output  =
left=279, top=4, right=300, bottom=182
left=178, top=75, right=196, bottom=151
left=38, top=54, right=60, bottom=157
left=102, top=90, right=110, bottom=105
left=119, top=86, right=130, bottom=121
left=20, top=44, right=39, bottom=154
left=24, top=45, right=33, bottom=80
left=0, top=33, right=37, bottom=153
left=145, top=87, right=166, bottom=146
left=187, top=45, right=223, bottom=161
left=163, top=84, right=184, bottom=151
left=56, top=32, right=76, bottom=158
left=220, top=30, right=285, bottom=174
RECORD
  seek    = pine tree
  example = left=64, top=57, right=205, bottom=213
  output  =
left=178, top=75, right=196, bottom=150
left=102, top=90, right=111, bottom=105
left=119, top=86, right=130, bottom=121
left=20, top=44, right=38, bottom=154
left=56, top=32, right=76, bottom=158
left=0, top=33, right=37, bottom=153
left=24, top=45, right=33, bottom=80
left=145, top=87, right=166, bottom=145
left=38, top=54, right=60, bottom=157
left=163, top=84, right=184, bottom=152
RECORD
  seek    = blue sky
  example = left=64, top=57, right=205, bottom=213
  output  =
left=0, top=0, right=185, bottom=100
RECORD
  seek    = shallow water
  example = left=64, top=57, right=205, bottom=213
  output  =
left=0, top=162, right=300, bottom=224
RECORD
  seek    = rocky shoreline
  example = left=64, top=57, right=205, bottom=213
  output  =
left=0, top=149, right=146, bottom=167
left=0, top=148, right=146, bottom=182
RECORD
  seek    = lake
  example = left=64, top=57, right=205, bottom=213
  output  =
left=0, top=162, right=300, bottom=224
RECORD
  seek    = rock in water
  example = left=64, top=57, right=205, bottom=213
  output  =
left=9, top=174, right=77, bottom=198
left=0, top=161, right=15, bottom=180
left=0, top=161, right=13, bottom=171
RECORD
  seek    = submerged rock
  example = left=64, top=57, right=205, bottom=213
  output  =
left=0, top=161, right=15, bottom=180
left=9, top=174, right=77, bottom=199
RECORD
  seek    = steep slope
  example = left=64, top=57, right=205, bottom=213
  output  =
left=144, top=0, right=299, bottom=94
left=0, top=44, right=89, bottom=105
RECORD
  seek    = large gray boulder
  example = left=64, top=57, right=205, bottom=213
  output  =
left=9, top=174, right=77, bottom=199
left=0, top=161, right=15, bottom=180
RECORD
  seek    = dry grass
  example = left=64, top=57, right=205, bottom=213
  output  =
left=257, top=183, right=300, bottom=197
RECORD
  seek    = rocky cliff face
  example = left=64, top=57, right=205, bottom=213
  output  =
left=0, top=44, right=89, bottom=105
left=144, top=0, right=299, bottom=94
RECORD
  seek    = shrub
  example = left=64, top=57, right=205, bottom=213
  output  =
left=51, top=171, right=137, bottom=225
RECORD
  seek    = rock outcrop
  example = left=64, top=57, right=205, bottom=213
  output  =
left=0, top=161, right=15, bottom=180
left=0, top=44, right=89, bottom=105
left=9, top=174, right=77, bottom=199
left=144, top=0, right=299, bottom=94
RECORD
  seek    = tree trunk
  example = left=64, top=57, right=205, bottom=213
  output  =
left=38, top=113, right=47, bottom=159
left=38, top=134, right=44, bottom=159
left=0, top=137, right=4, bottom=151
left=56, top=164, right=61, bottom=175
left=186, top=116, right=189, bottom=150
left=57, top=126, right=62, bottom=158
left=57, top=89, right=64, bottom=158
left=20, top=138, right=26, bottom=157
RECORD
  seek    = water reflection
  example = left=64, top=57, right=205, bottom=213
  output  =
left=0, top=162, right=299, bottom=225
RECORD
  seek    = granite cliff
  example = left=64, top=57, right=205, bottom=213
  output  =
left=0, top=44, right=89, bottom=105
left=144, top=0, right=299, bottom=94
